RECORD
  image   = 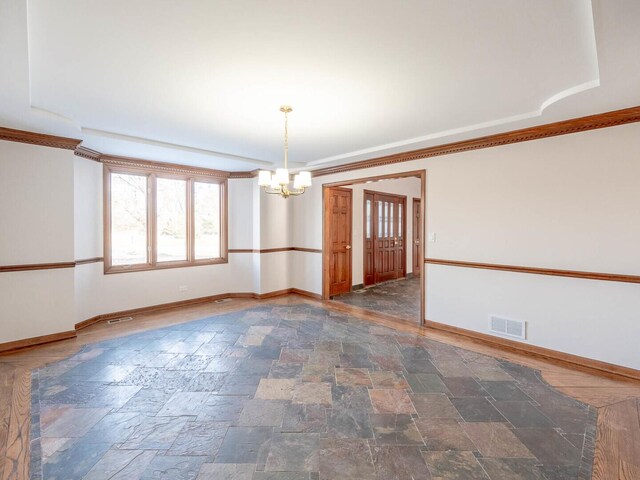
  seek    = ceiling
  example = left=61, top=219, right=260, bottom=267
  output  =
left=0, top=0, right=639, bottom=171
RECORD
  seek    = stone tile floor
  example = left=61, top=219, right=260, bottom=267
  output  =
left=333, top=276, right=421, bottom=321
left=30, top=304, right=596, bottom=479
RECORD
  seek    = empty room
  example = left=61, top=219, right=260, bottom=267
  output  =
left=1, top=1, right=640, bottom=479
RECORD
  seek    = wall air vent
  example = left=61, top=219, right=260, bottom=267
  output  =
left=107, top=316, right=133, bottom=325
left=214, top=298, right=233, bottom=304
left=489, top=315, right=526, bottom=340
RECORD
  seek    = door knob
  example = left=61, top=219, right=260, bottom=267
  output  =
left=346, top=245, right=351, bottom=250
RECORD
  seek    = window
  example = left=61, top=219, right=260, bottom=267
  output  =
left=105, top=164, right=227, bottom=273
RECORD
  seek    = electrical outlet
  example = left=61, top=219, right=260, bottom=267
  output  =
left=179, top=285, right=188, bottom=292
left=428, top=232, right=436, bottom=243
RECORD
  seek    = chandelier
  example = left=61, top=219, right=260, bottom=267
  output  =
left=258, top=106, right=312, bottom=198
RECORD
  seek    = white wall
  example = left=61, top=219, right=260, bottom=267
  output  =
left=0, top=141, right=76, bottom=342
left=346, top=177, right=422, bottom=286
left=291, top=122, right=640, bottom=370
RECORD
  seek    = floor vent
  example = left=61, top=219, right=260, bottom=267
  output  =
left=214, top=298, right=233, bottom=304
left=489, top=315, right=526, bottom=340
left=107, top=316, right=133, bottom=325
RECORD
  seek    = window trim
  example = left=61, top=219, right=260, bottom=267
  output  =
left=103, top=163, right=228, bottom=274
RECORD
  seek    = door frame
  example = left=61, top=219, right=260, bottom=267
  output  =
left=412, top=197, right=422, bottom=275
left=322, top=169, right=427, bottom=325
left=363, top=189, right=407, bottom=286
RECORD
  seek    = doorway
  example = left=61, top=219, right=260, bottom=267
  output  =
left=363, top=191, right=406, bottom=286
left=322, top=170, right=426, bottom=325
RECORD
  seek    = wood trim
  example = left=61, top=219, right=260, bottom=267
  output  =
left=0, top=262, right=76, bottom=273
left=322, top=170, right=424, bottom=188
left=228, top=170, right=259, bottom=179
left=0, top=127, right=81, bottom=150
left=311, top=105, right=640, bottom=177
left=101, top=154, right=230, bottom=179
left=75, top=288, right=321, bottom=331
left=0, top=330, right=76, bottom=355
left=425, top=258, right=640, bottom=284
left=424, top=319, right=640, bottom=382
left=74, top=146, right=102, bottom=161
left=228, top=247, right=322, bottom=254
left=291, top=247, right=322, bottom=254
left=74, top=257, right=104, bottom=266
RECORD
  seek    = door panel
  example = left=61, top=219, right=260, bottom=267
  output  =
left=412, top=198, right=421, bottom=274
left=373, top=193, right=406, bottom=284
left=328, top=188, right=352, bottom=296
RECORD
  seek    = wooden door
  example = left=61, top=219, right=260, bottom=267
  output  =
left=412, top=198, right=421, bottom=274
left=327, top=187, right=352, bottom=296
left=373, top=193, right=406, bottom=283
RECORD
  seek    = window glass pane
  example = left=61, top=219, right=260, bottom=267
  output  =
left=378, top=201, right=382, bottom=239
left=399, top=205, right=402, bottom=235
left=110, top=173, right=148, bottom=265
left=390, top=202, right=394, bottom=237
left=194, top=182, right=221, bottom=259
left=157, top=178, right=187, bottom=262
left=384, top=202, right=389, bottom=237
left=366, top=200, right=371, bottom=239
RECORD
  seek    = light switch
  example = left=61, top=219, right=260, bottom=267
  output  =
left=428, top=232, right=436, bottom=243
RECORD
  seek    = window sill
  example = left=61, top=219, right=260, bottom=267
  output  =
left=104, top=257, right=228, bottom=274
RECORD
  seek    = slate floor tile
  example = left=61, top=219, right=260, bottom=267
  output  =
left=238, top=399, right=286, bottom=427
left=414, top=418, right=475, bottom=451
left=369, top=389, right=416, bottom=414
left=369, top=371, right=409, bottom=390
left=282, top=404, right=327, bottom=433
left=255, top=378, right=297, bottom=400
left=318, top=439, right=376, bottom=480
left=157, top=391, right=211, bottom=417
left=422, top=451, right=489, bottom=480
left=121, top=416, right=190, bottom=450
left=480, top=380, right=532, bottom=401
left=216, top=427, right=273, bottom=463
left=406, top=373, right=450, bottom=394
left=335, top=368, right=372, bottom=387
left=370, top=414, right=423, bottom=445
left=42, top=407, right=110, bottom=438
left=491, top=401, right=555, bottom=428
left=262, top=432, right=320, bottom=472
left=326, top=408, right=374, bottom=439
left=371, top=446, right=431, bottom=480
left=410, top=394, right=461, bottom=419
left=167, top=420, right=229, bottom=456
left=332, top=385, right=373, bottom=411
left=83, top=449, right=157, bottom=480
left=478, top=458, right=546, bottom=480
left=201, top=395, right=248, bottom=422
left=442, top=377, right=487, bottom=397
left=292, top=382, right=332, bottom=406
left=451, top=397, right=508, bottom=422
left=196, top=463, right=254, bottom=480
left=513, top=428, right=582, bottom=466
left=43, top=440, right=112, bottom=480
left=461, top=422, right=535, bottom=458
left=140, top=455, right=206, bottom=480
left=120, top=388, right=175, bottom=415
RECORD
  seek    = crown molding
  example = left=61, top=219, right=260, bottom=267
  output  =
left=0, top=126, right=81, bottom=150
left=229, top=170, right=259, bottom=179
left=100, top=154, right=230, bottom=179
left=311, top=105, right=640, bottom=177
left=74, top=145, right=102, bottom=161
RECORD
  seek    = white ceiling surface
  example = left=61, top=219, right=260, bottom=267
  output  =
left=0, top=0, right=639, bottom=171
